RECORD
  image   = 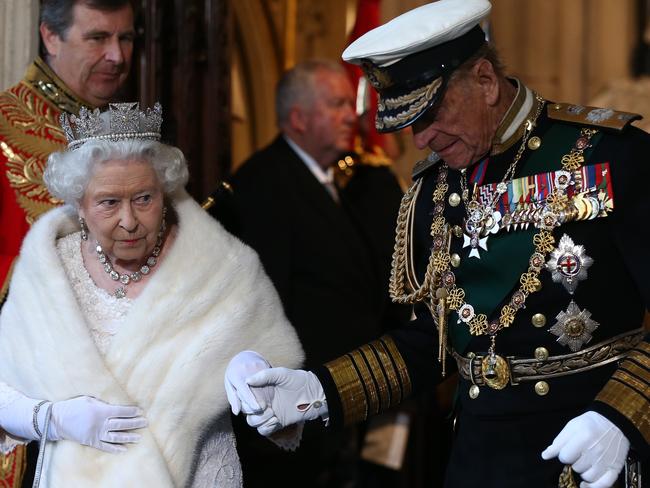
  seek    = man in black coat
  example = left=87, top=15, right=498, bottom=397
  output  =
left=223, top=60, right=409, bottom=487
left=226, top=1, right=649, bottom=487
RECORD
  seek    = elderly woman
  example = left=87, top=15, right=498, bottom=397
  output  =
left=0, top=103, right=302, bottom=487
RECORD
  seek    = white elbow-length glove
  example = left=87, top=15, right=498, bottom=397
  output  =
left=245, top=368, right=328, bottom=436
left=0, top=390, right=146, bottom=453
left=542, top=411, right=630, bottom=488
left=225, top=350, right=274, bottom=415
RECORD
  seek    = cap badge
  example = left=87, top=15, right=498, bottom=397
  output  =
left=362, top=62, right=393, bottom=90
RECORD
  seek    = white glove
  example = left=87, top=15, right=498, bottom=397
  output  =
left=49, top=396, right=147, bottom=453
left=225, top=351, right=274, bottom=415
left=0, top=387, right=46, bottom=441
left=0, top=387, right=146, bottom=454
left=542, top=411, right=629, bottom=488
left=245, top=368, right=328, bottom=436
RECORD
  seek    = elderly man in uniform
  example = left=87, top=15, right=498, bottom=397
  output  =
left=0, top=0, right=134, bottom=485
left=226, top=1, right=649, bottom=487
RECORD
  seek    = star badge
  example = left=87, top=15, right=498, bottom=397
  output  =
left=549, top=301, right=599, bottom=351
left=546, top=234, right=593, bottom=294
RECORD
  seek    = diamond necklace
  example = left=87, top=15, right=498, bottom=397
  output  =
left=460, top=93, right=545, bottom=258
left=95, top=221, right=165, bottom=299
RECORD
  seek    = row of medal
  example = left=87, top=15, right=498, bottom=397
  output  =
left=462, top=162, right=613, bottom=259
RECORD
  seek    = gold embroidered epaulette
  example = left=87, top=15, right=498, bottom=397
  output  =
left=547, top=103, right=641, bottom=131
left=0, top=82, right=65, bottom=223
left=0, top=57, right=88, bottom=225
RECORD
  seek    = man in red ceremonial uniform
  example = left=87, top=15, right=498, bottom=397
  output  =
left=0, top=1, right=134, bottom=485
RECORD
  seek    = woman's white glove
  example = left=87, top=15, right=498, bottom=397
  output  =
left=49, top=396, right=147, bottom=453
left=0, top=388, right=45, bottom=441
left=245, top=368, right=328, bottom=436
left=542, top=411, right=630, bottom=488
left=0, top=387, right=146, bottom=453
left=225, top=351, right=273, bottom=415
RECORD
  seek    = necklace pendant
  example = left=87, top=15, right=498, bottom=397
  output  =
left=114, top=286, right=127, bottom=299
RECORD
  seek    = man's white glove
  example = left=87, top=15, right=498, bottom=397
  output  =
left=245, top=368, right=328, bottom=436
left=225, top=351, right=274, bottom=415
left=49, top=396, right=147, bottom=453
left=542, top=411, right=629, bottom=488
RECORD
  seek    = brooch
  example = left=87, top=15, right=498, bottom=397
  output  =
left=546, top=234, right=593, bottom=294
left=549, top=301, right=599, bottom=351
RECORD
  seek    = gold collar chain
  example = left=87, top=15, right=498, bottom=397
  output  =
left=389, top=93, right=544, bottom=305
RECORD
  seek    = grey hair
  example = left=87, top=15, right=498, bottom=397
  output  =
left=44, top=139, right=189, bottom=206
left=275, top=59, right=347, bottom=127
left=450, top=43, right=506, bottom=82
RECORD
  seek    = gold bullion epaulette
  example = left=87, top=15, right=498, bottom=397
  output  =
left=412, top=152, right=440, bottom=179
left=547, top=102, right=641, bottom=131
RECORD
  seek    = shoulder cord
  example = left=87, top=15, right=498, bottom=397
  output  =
left=406, top=179, right=422, bottom=292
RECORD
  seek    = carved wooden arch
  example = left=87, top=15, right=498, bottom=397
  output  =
left=231, top=1, right=282, bottom=170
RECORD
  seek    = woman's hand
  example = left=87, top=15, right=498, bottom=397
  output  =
left=49, top=396, right=147, bottom=453
left=225, top=351, right=272, bottom=415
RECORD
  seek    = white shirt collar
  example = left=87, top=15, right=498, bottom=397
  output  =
left=284, top=135, right=335, bottom=184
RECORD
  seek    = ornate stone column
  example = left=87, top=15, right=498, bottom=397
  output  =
left=0, top=0, right=39, bottom=90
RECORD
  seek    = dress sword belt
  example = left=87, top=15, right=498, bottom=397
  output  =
left=453, top=328, right=645, bottom=388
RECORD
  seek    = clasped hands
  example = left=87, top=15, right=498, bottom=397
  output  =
left=226, top=352, right=630, bottom=488
left=224, top=351, right=328, bottom=436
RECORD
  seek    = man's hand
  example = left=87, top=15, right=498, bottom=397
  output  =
left=49, top=396, right=147, bottom=453
left=542, top=411, right=629, bottom=488
left=225, top=351, right=273, bottom=414
left=245, top=368, right=328, bottom=436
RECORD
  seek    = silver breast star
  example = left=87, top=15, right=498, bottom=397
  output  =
left=549, top=301, right=599, bottom=351
left=546, top=234, right=593, bottom=294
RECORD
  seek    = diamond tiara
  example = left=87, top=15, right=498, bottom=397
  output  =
left=60, top=102, right=163, bottom=150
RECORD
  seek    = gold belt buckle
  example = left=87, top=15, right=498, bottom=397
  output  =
left=481, top=354, right=511, bottom=390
